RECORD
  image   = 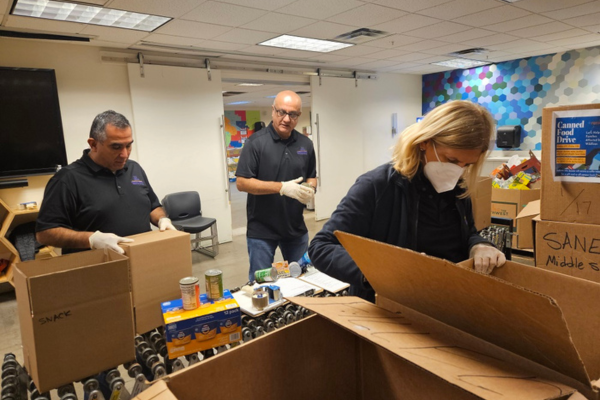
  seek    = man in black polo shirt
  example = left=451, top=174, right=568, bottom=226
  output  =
left=236, top=91, right=317, bottom=280
left=36, top=110, right=175, bottom=255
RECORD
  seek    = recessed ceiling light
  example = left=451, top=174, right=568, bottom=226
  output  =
left=431, top=58, right=490, bottom=69
left=259, top=35, right=353, bottom=53
left=235, top=83, right=264, bottom=87
left=11, top=0, right=171, bottom=31
left=227, top=101, right=252, bottom=105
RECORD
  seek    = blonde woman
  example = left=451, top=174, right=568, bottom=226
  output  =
left=308, top=101, right=505, bottom=302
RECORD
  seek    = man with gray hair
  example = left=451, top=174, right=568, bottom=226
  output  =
left=36, top=110, right=175, bottom=255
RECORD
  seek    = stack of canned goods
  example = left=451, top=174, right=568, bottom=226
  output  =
left=179, top=269, right=224, bottom=310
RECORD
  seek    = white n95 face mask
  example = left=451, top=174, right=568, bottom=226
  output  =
left=423, top=143, right=465, bottom=193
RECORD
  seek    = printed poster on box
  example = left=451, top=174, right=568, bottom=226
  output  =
left=551, top=109, right=600, bottom=182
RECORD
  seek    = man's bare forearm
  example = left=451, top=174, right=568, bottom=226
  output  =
left=150, top=206, right=168, bottom=226
left=236, top=177, right=283, bottom=195
left=36, top=227, right=93, bottom=249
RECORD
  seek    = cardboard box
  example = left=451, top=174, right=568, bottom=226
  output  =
left=134, top=232, right=600, bottom=400
left=541, top=104, right=600, bottom=225
left=471, top=176, right=492, bottom=231
left=13, top=250, right=135, bottom=393
left=535, top=219, right=600, bottom=283
left=491, top=187, right=540, bottom=248
left=515, top=199, right=540, bottom=250
left=161, top=290, right=241, bottom=359
left=337, top=232, right=600, bottom=400
left=121, top=230, right=192, bottom=334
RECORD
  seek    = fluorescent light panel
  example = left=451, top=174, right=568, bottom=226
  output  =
left=235, top=83, right=263, bottom=87
left=431, top=58, right=490, bottom=69
left=12, top=0, right=171, bottom=31
left=227, top=101, right=252, bottom=105
left=259, top=35, right=353, bottom=53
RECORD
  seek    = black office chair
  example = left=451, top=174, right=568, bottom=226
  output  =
left=162, top=191, right=219, bottom=257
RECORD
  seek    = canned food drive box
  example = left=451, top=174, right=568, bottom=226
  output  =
left=161, top=290, right=241, bottom=358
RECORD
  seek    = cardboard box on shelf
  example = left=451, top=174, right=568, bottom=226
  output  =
left=13, top=250, right=135, bottom=393
left=471, top=176, right=492, bottom=231
left=134, top=232, right=600, bottom=400
left=161, top=290, right=241, bottom=359
left=535, top=219, right=600, bottom=284
left=515, top=199, right=540, bottom=250
left=121, top=230, right=193, bottom=334
left=491, top=187, right=540, bottom=248
left=541, top=103, right=600, bottom=225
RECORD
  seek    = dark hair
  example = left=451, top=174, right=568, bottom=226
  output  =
left=89, top=110, right=131, bottom=141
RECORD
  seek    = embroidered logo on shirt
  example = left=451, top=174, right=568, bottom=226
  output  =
left=297, top=147, right=308, bottom=155
left=131, top=175, right=145, bottom=186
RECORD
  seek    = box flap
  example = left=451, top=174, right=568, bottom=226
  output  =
left=334, top=231, right=591, bottom=386
left=121, top=229, right=190, bottom=247
left=517, top=200, right=541, bottom=219
left=289, top=296, right=577, bottom=400
left=133, top=380, right=178, bottom=400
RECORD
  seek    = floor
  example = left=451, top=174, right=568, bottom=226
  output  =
left=0, top=182, right=533, bottom=398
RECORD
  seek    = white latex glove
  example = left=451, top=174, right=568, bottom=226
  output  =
left=470, top=244, right=506, bottom=274
left=89, top=231, right=134, bottom=255
left=279, top=177, right=314, bottom=205
left=158, top=217, right=177, bottom=231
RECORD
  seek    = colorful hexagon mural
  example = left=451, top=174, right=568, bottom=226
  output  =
left=422, top=46, right=600, bottom=151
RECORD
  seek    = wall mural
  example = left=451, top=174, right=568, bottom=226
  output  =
left=422, top=46, right=600, bottom=151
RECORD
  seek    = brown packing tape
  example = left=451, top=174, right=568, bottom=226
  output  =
left=334, top=231, right=591, bottom=387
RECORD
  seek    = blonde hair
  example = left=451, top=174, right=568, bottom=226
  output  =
left=391, top=101, right=494, bottom=198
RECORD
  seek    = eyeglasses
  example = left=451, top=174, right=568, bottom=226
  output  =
left=273, top=107, right=300, bottom=121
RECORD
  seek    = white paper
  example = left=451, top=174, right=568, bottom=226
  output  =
left=300, top=270, right=350, bottom=293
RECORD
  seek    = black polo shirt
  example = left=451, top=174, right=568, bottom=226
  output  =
left=36, top=149, right=161, bottom=253
left=236, top=123, right=316, bottom=240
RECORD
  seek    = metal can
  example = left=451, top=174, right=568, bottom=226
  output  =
left=255, top=267, right=279, bottom=283
left=180, top=276, right=200, bottom=310
left=205, top=269, right=224, bottom=300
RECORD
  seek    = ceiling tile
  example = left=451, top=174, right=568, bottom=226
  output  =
left=361, top=34, right=423, bottom=48
left=0, top=0, right=8, bottom=12
left=542, top=0, right=600, bottom=20
left=309, top=54, right=352, bottom=63
left=239, top=44, right=288, bottom=55
left=365, top=48, right=411, bottom=59
left=86, top=40, right=131, bottom=48
left=512, top=0, right=594, bottom=13
left=213, top=28, right=277, bottom=44
left=547, top=33, right=600, bottom=47
left=403, top=21, right=471, bottom=39
left=582, top=24, right=600, bottom=34
left=218, top=0, right=298, bottom=11
left=563, top=11, right=600, bottom=27
left=194, top=39, right=249, bottom=51
left=387, top=52, right=443, bottom=62
left=485, top=14, right=553, bottom=32
left=511, top=21, right=574, bottom=39
left=180, top=1, right=267, bottom=27
left=328, top=44, right=383, bottom=56
left=530, top=28, right=592, bottom=43
left=371, top=14, right=441, bottom=34
left=156, top=19, right=234, bottom=39
left=436, top=28, right=496, bottom=44
left=141, top=33, right=204, bottom=46
left=419, top=42, right=475, bottom=54
left=108, top=0, right=205, bottom=18
left=451, top=5, right=531, bottom=27
left=277, top=0, right=364, bottom=20
left=80, top=25, right=151, bottom=43
left=416, top=0, right=501, bottom=20
left=289, top=21, right=360, bottom=40
left=460, top=33, right=521, bottom=47
left=371, top=0, right=453, bottom=13
left=240, top=12, right=316, bottom=33
left=327, top=4, right=407, bottom=26
left=272, top=48, right=323, bottom=59
left=491, top=39, right=555, bottom=53
left=326, top=57, right=379, bottom=67
left=5, top=15, right=86, bottom=34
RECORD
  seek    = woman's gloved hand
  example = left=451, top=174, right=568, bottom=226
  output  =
left=470, top=244, right=506, bottom=274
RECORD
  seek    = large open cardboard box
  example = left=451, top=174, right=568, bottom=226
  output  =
left=535, top=219, right=600, bottom=283
left=472, top=176, right=492, bottom=231
left=515, top=199, right=540, bottom=250
left=14, top=249, right=135, bottom=393
left=121, top=230, right=193, bottom=334
left=134, top=232, right=600, bottom=400
left=541, top=104, right=600, bottom=225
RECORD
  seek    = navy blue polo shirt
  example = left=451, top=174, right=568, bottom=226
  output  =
left=36, top=149, right=161, bottom=253
left=236, top=123, right=316, bottom=240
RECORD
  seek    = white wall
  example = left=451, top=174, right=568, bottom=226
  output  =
left=310, top=74, right=421, bottom=220
left=0, top=39, right=134, bottom=206
left=128, top=64, right=232, bottom=242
